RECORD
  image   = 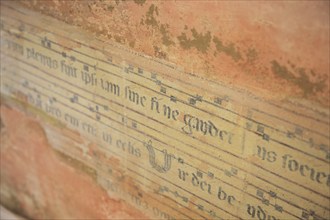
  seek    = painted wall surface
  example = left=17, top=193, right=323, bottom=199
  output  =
left=0, top=1, right=329, bottom=220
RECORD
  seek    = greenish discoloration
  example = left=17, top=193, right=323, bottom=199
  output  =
left=246, top=48, right=258, bottom=63
left=114, top=35, right=124, bottom=44
left=287, top=60, right=296, bottom=69
left=145, top=4, right=159, bottom=28
left=213, top=36, right=242, bottom=61
left=142, top=4, right=174, bottom=47
left=154, top=46, right=167, bottom=59
left=107, top=5, right=114, bottom=12
left=0, top=116, right=4, bottom=130
left=133, top=0, right=146, bottom=6
left=178, top=28, right=212, bottom=53
left=54, top=149, right=97, bottom=181
left=160, top=24, right=174, bottom=46
left=271, top=60, right=327, bottom=97
left=129, top=40, right=135, bottom=48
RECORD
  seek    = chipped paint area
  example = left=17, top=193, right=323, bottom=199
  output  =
left=0, top=103, right=148, bottom=219
left=1, top=2, right=329, bottom=219
left=18, top=0, right=329, bottom=107
left=271, top=60, right=327, bottom=98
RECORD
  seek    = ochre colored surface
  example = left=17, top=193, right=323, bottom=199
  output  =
left=0, top=1, right=329, bottom=220
left=19, top=0, right=330, bottom=107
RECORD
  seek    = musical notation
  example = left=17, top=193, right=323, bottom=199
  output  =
left=1, top=6, right=329, bottom=220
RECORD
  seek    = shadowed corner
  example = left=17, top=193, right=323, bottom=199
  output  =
left=0, top=206, right=27, bottom=220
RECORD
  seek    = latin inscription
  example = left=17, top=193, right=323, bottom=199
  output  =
left=0, top=10, right=329, bottom=220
